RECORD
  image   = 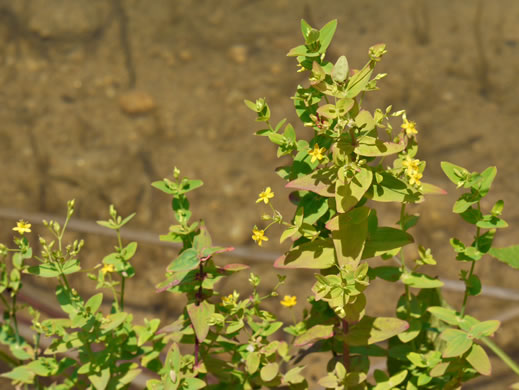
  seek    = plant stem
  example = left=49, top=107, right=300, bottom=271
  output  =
left=460, top=202, right=481, bottom=318
left=482, top=337, right=519, bottom=376
left=11, top=294, right=20, bottom=344
left=116, top=229, right=126, bottom=311
left=459, top=261, right=475, bottom=318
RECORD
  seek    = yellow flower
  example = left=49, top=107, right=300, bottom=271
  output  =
left=252, top=227, right=269, bottom=246
left=308, top=144, right=326, bottom=163
left=401, top=118, right=418, bottom=136
left=101, top=263, right=115, bottom=274
left=256, top=187, right=275, bottom=204
left=280, top=295, right=297, bottom=307
left=12, top=220, right=31, bottom=235
left=402, top=156, right=420, bottom=172
left=407, top=169, right=423, bottom=186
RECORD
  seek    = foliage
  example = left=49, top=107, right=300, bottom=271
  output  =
left=1, top=19, right=519, bottom=389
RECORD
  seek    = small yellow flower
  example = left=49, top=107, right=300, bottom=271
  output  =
left=256, top=187, right=275, bottom=204
left=308, top=144, right=326, bottom=163
left=252, top=227, right=269, bottom=246
left=401, top=118, right=418, bottom=137
left=402, top=156, right=420, bottom=172
left=101, top=263, right=115, bottom=274
left=12, top=220, right=31, bottom=235
left=407, top=169, right=423, bottom=187
left=280, top=295, right=297, bottom=307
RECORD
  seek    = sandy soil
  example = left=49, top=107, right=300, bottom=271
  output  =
left=1, top=0, right=519, bottom=387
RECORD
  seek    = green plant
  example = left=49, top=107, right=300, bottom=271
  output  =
left=1, top=18, right=519, bottom=390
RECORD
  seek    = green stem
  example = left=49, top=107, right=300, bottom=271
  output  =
left=459, top=261, right=475, bottom=318
left=460, top=202, right=481, bottom=318
left=482, top=336, right=519, bottom=376
left=116, top=230, right=125, bottom=311
left=11, top=294, right=20, bottom=344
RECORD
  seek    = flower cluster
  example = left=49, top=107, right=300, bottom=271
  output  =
left=402, top=155, right=423, bottom=187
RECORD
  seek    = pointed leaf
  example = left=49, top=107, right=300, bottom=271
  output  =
left=294, top=324, right=334, bottom=346
left=168, top=248, right=200, bottom=273
left=286, top=168, right=336, bottom=197
left=489, top=245, right=519, bottom=269
left=427, top=307, right=459, bottom=326
left=274, top=239, right=335, bottom=269
left=355, top=137, right=406, bottom=157
left=363, top=227, right=414, bottom=258
left=318, top=19, right=337, bottom=53
left=466, top=344, right=491, bottom=375
left=346, top=316, right=409, bottom=346
left=187, top=301, right=214, bottom=343
left=335, top=168, right=372, bottom=213
left=401, top=272, right=444, bottom=289
left=326, top=207, right=370, bottom=267
left=440, top=329, right=472, bottom=358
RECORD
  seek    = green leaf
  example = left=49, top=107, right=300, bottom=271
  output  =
left=286, top=167, right=337, bottom=197
left=335, top=168, right=372, bottom=213
left=179, top=179, right=203, bottom=195
left=398, top=319, right=422, bottom=343
left=331, top=56, right=349, bottom=83
left=151, top=180, right=175, bottom=195
left=274, top=239, right=336, bottom=269
left=355, top=137, right=406, bottom=157
left=317, top=104, right=339, bottom=119
left=477, top=166, right=497, bottom=196
left=346, top=64, right=373, bottom=98
left=346, top=316, right=409, bottom=346
left=368, top=172, right=417, bottom=203
left=326, top=207, right=369, bottom=267
left=362, top=227, right=414, bottom=258
left=466, top=344, right=491, bottom=375
left=183, top=377, right=206, bottom=389
left=260, top=362, right=279, bottom=382
left=401, top=272, right=444, bottom=289
left=101, top=312, right=128, bottom=333
left=441, top=161, right=469, bottom=186
left=1, top=366, right=35, bottom=384
left=294, top=324, right=334, bottom=346
left=318, top=19, right=337, bottom=53
left=287, top=44, right=308, bottom=57
left=121, top=242, right=138, bottom=260
left=469, top=320, right=500, bottom=338
left=421, top=182, right=447, bottom=195
left=246, top=352, right=260, bottom=374
left=85, top=293, right=103, bottom=314
left=373, top=370, right=407, bottom=390
left=26, top=263, right=60, bottom=278
left=489, top=245, right=519, bottom=269
left=168, top=248, right=200, bottom=273
left=453, top=193, right=480, bottom=214
left=476, top=215, right=508, bottom=229
left=466, top=274, right=482, bottom=296
left=56, top=286, right=77, bottom=315
left=369, top=266, right=402, bottom=282
left=89, top=367, right=110, bottom=390
left=440, top=329, right=472, bottom=358
left=187, top=301, right=214, bottom=343
left=62, top=259, right=81, bottom=275
left=283, top=366, right=305, bottom=384
left=427, top=307, right=459, bottom=326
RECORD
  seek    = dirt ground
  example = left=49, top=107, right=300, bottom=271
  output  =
left=1, top=0, right=519, bottom=388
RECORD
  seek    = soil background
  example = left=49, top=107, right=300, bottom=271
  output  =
left=0, top=0, right=519, bottom=388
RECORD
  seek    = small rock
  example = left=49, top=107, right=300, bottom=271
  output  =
left=118, top=91, right=156, bottom=115
left=228, top=45, right=248, bottom=64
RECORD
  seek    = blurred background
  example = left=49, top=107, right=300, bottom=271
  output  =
left=0, top=0, right=519, bottom=387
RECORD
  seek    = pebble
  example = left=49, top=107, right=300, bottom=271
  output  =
left=118, top=91, right=156, bottom=115
left=228, top=45, right=248, bottom=64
